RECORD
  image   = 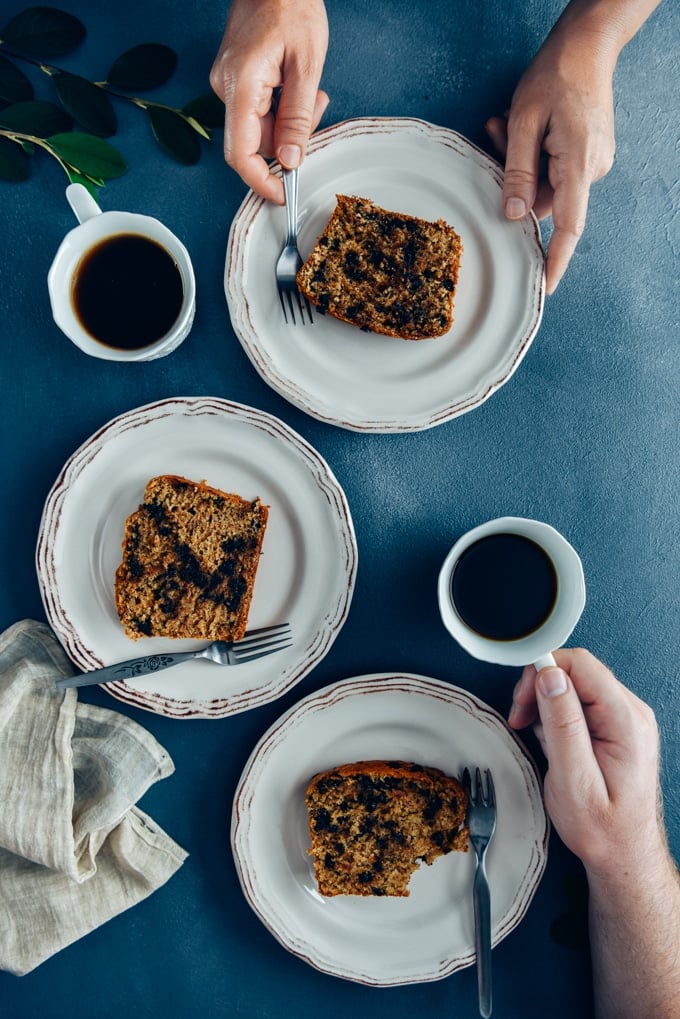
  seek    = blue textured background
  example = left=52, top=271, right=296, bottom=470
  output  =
left=0, top=0, right=677, bottom=1015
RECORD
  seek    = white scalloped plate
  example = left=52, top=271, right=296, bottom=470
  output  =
left=36, top=397, right=357, bottom=718
left=232, top=673, right=548, bottom=985
left=226, top=117, right=545, bottom=432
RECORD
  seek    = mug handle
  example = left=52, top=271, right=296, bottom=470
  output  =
left=533, top=652, right=557, bottom=671
left=66, top=183, right=102, bottom=224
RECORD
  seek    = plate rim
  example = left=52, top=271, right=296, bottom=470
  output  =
left=226, top=116, right=545, bottom=433
left=231, top=671, right=549, bottom=985
left=35, top=395, right=358, bottom=719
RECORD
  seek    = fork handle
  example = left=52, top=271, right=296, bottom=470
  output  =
left=473, top=856, right=493, bottom=1017
left=282, top=167, right=299, bottom=244
left=55, top=649, right=198, bottom=688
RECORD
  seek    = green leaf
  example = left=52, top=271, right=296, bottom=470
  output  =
left=0, top=98, right=71, bottom=136
left=0, top=53, right=33, bottom=102
left=46, top=131, right=126, bottom=178
left=0, top=6, right=86, bottom=57
left=147, top=106, right=200, bottom=164
left=0, top=134, right=30, bottom=180
left=182, top=93, right=225, bottom=129
left=106, top=43, right=177, bottom=91
left=66, top=167, right=103, bottom=196
left=51, top=70, right=116, bottom=136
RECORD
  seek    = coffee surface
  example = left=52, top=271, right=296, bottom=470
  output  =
left=72, top=233, right=183, bottom=349
left=451, top=533, right=557, bottom=641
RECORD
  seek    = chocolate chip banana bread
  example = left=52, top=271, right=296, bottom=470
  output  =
left=296, top=195, right=463, bottom=340
left=305, top=760, right=468, bottom=896
left=114, top=474, right=268, bottom=641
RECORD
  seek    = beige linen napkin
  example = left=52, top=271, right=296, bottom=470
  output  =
left=0, top=619, right=188, bottom=976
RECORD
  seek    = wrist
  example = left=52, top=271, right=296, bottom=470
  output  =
left=548, top=0, right=660, bottom=68
left=585, top=830, right=678, bottom=897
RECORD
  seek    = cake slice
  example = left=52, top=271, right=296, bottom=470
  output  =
left=305, top=760, right=468, bottom=896
left=114, top=474, right=268, bottom=641
left=296, top=195, right=463, bottom=340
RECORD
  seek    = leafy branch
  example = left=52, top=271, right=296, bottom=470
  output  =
left=0, top=6, right=225, bottom=193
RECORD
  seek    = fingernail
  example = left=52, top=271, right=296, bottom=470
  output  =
left=505, top=197, right=527, bottom=219
left=538, top=667, right=568, bottom=698
left=278, top=144, right=301, bottom=168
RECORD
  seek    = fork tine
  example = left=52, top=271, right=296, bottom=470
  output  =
left=294, top=289, right=309, bottom=325
left=286, top=289, right=297, bottom=325
left=278, top=288, right=289, bottom=324
left=287, top=289, right=297, bottom=324
left=476, top=767, right=484, bottom=804
left=485, top=769, right=495, bottom=807
left=234, top=634, right=291, bottom=656
left=233, top=639, right=293, bottom=664
left=234, top=623, right=291, bottom=649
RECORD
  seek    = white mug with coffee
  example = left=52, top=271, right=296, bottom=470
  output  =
left=47, top=183, right=196, bottom=361
left=438, top=516, right=586, bottom=671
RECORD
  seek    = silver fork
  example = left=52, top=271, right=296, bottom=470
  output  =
left=462, top=767, right=497, bottom=1019
left=274, top=168, right=313, bottom=325
left=54, top=622, right=292, bottom=688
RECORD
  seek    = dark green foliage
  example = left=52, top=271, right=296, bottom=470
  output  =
left=0, top=99, right=70, bottom=136
left=0, top=6, right=225, bottom=191
left=106, top=44, right=178, bottom=91
left=147, top=106, right=200, bottom=165
left=0, top=134, right=30, bottom=180
left=50, top=70, right=117, bottom=136
left=0, top=53, right=33, bottom=102
left=0, top=6, right=85, bottom=57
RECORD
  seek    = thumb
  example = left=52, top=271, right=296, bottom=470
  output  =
left=502, top=116, right=542, bottom=221
left=274, top=77, right=326, bottom=170
left=534, top=667, right=598, bottom=773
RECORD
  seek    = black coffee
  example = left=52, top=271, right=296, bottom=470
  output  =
left=72, top=233, right=183, bottom=350
left=451, top=533, right=558, bottom=641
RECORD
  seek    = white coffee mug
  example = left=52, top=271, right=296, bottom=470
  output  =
left=438, top=516, right=586, bottom=671
left=47, top=183, right=196, bottom=361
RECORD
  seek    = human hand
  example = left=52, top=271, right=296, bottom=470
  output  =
left=485, top=22, right=618, bottom=294
left=508, top=649, right=663, bottom=878
left=210, top=0, right=329, bottom=204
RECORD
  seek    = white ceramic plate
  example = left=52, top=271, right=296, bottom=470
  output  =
left=232, top=673, right=548, bottom=985
left=36, top=397, right=357, bottom=718
left=226, top=117, right=545, bottom=433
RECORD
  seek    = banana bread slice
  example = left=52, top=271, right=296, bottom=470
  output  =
left=296, top=195, right=463, bottom=340
left=305, top=760, right=468, bottom=896
left=114, top=474, right=268, bottom=641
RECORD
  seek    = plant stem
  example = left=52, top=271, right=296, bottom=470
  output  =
left=2, top=45, right=201, bottom=127
left=1, top=127, right=74, bottom=178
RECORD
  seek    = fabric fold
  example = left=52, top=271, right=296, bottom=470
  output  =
left=0, top=620, right=188, bottom=976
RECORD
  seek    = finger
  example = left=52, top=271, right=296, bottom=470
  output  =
left=485, top=116, right=508, bottom=159
left=532, top=178, right=555, bottom=220
left=551, top=648, right=649, bottom=744
left=543, top=162, right=590, bottom=293
left=274, top=73, right=327, bottom=169
left=310, top=89, right=330, bottom=132
left=508, top=666, right=539, bottom=729
left=502, top=113, right=544, bottom=221
left=533, top=666, right=605, bottom=787
left=221, top=71, right=284, bottom=203
left=532, top=721, right=547, bottom=756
